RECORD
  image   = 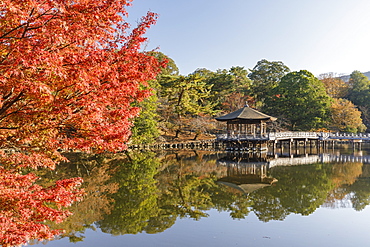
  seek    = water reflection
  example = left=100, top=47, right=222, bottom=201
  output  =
left=24, top=147, right=370, bottom=245
left=217, top=154, right=278, bottom=195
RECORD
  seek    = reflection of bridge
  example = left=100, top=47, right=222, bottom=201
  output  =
left=217, top=153, right=370, bottom=168
left=269, top=154, right=370, bottom=167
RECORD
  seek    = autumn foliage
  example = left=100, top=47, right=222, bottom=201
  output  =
left=0, top=167, right=84, bottom=246
left=0, top=0, right=163, bottom=245
left=0, top=0, right=163, bottom=169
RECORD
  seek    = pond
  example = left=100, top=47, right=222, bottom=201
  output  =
left=26, top=144, right=370, bottom=246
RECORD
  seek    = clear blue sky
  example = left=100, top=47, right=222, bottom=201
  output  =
left=126, top=0, right=370, bottom=76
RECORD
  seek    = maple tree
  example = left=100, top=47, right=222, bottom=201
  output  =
left=0, top=167, right=83, bottom=246
left=0, top=0, right=164, bottom=169
left=0, top=0, right=163, bottom=245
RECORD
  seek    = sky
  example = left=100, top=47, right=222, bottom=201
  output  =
left=126, top=0, right=370, bottom=77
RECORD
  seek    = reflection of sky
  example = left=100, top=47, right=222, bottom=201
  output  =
left=34, top=207, right=370, bottom=247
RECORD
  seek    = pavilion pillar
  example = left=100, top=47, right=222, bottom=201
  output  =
left=227, top=123, right=230, bottom=137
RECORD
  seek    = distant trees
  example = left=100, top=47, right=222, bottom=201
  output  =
left=319, top=73, right=349, bottom=98
left=153, top=63, right=251, bottom=140
left=347, top=70, right=370, bottom=107
left=344, top=71, right=370, bottom=130
left=158, top=73, right=215, bottom=138
left=200, top=66, right=252, bottom=111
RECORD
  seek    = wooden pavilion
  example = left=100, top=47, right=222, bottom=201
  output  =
left=216, top=104, right=277, bottom=138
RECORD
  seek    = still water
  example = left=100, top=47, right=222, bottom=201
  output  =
left=29, top=144, right=370, bottom=247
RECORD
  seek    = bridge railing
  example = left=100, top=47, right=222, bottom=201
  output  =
left=216, top=132, right=317, bottom=141
left=268, top=132, right=318, bottom=140
left=319, top=132, right=370, bottom=140
left=216, top=131, right=370, bottom=141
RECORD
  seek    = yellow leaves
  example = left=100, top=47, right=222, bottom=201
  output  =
left=330, top=98, right=365, bottom=133
left=319, top=73, right=349, bottom=98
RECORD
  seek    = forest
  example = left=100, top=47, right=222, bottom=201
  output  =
left=131, top=52, right=370, bottom=144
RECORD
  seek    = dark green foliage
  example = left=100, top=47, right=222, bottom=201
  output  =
left=347, top=70, right=370, bottom=106
left=131, top=92, right=160, bottom=144
left=248, top=59, right=290, bottom=108
left=196, top=66, right=252, bottom=111
left=264, top=70, right=332, bottom=131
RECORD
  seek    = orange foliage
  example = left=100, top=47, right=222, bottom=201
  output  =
left=0, top=168, right=83, bottom=247
left=0, top=0, right=164, bottom=169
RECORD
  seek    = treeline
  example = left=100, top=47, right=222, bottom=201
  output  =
left=131, top=52, right=370, bottom=143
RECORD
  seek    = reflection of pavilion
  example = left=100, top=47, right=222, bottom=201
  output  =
left=216, top=154, right=278, bottom=195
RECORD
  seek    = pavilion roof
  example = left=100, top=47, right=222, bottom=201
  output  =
left=215, top=105, right=277, bottom=122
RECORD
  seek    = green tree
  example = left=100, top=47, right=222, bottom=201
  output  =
left=149, top=51, right=179, bottom=77
left=158, top=73, right=215, bottom=138
left=205, top=67, right=252, bottom=111
left=345, top=71, right=370, bottom=130
left=265, top=70, right=332, bottom=131
left=132, top=52, right=179, bottom=144
left=248, top=59, right=290, bottom=108
left=347, top=70, right=370, bottom=107
left=131, top=81, right=160, bottom=144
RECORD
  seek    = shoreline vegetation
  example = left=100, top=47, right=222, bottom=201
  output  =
left=131, top=55, right=370, bottom=148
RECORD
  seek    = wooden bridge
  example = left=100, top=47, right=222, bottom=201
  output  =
left=216, top=131, right=370, bottom=142
left=216, top=131, right=370, bottom=151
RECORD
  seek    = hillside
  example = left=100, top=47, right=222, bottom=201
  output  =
left=339, top=71, right=370, bottom=82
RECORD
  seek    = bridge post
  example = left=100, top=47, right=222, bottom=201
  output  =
left=272, top=141, right=277, bottom=154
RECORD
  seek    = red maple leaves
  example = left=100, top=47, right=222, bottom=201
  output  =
left=0, top=0, right=163, bottom=169
left=0, top=168, right=84, bottom=246
left=0, top=0, right=163, bottom=245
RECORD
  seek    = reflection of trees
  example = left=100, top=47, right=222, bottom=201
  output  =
left=331, top=163, right=370, bottom=211
left=29, top=151, right=370, bottom=242
left=347, top=178, right=370, bottom=211
left=250, top=164, right=335, bottom=222
left=97, top=151, right=160, bottom=235
left=36, top=153, right=119, bottom=243
left=325, top=162, right=363, bottom=206
left=95, top=151, right=254, bottom=237
left=156, top=153, right=253, bottom=221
